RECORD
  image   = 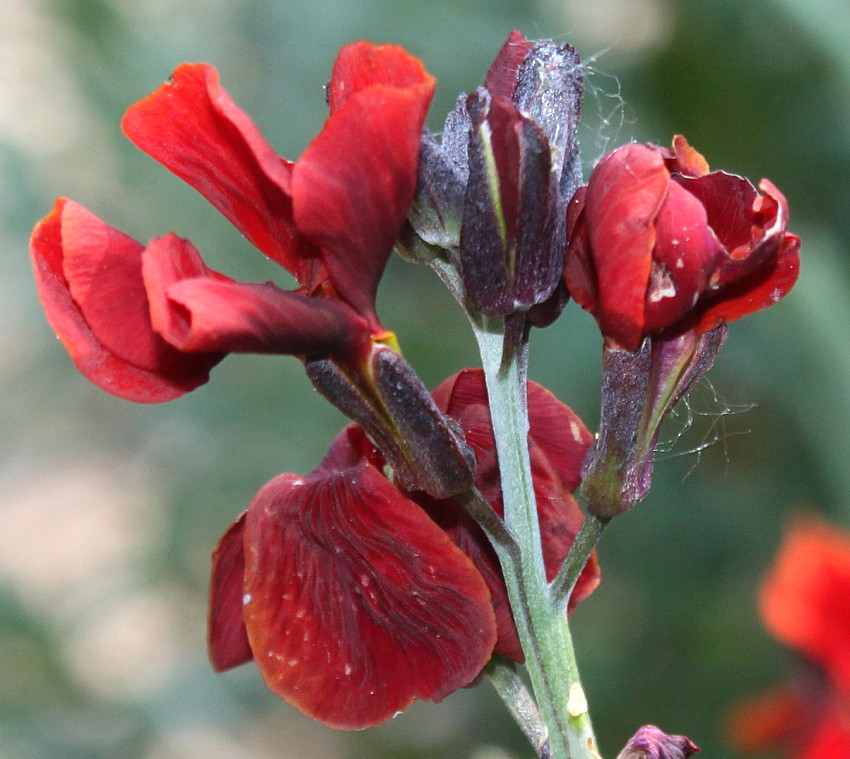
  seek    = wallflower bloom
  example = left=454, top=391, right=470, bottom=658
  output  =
left=727, top=519, right=850, bottom=759
left=30, top=42, right=435, bottom=402
left=571, top=136, right=800, bottom=517
left=565, top=135, right=800, bottom=352
left=208, top=370, right=600, bottom=729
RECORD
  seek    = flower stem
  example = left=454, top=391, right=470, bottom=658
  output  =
left=486, top=657, right=552, bottom=759
left=549, top=513, right=608, bottom=614
left=472, top=315, right=600, bottom=759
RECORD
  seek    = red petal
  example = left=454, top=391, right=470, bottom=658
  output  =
left=676, top=172, right=759, bottom=259
left=208, top=513, right=253, bottom=672
left=293, top=79, right=434, bottom=323
left=483, top=30, right=533, bottom=100
left=563, top=187, right=601, bottom=314
left=696, top=231, right=800, bottom=332
left=760, top=518, right=850, bottom=691
left=433, top=369, right=593, bottom=493
left=122, top=64, right=315, bottom=276
left=326, top=41, right=435, bottom=114
left=526, top=381, right=594, bottom=493
left=242, top=463, right=496, bottom=729
left=578, top=144, right=670, bottom=350
left=155, top=275, right=371, bottom=358
left=30, top=199, right=220, bottom=402
left=642, top=179, right=722, bottom=334
left=797, top=703, right=850, bottom=759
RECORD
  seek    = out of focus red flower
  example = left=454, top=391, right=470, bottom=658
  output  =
left=31, top=42, right=434, bottom=402
left=208, top=369, right=600, bottom=729
left=726, top=518, right=850, bottom=758
left=565, top=135, right=800, bottom=352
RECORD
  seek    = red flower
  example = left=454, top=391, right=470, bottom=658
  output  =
left=565, top=135, right=800, bottom=352
left=726, top=519, right=850, bottom=757
left=208, top=369, right=600, bottom=728
left=31, top=43, right=435, bottom=402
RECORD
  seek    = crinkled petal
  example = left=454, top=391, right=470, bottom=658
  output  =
left=155, top=275, right=371, bottom=358
left=643, top=180, right=722, bottom=334
left=242, top=463, right=496, bottom=729
left=293, top=78, right=434, bottom=323
left=573, top=143, right=670, bottom=350
left=122, top=63, right=314, bottom=276
left=327, top=41, right=435, bottom=114
left=696, top=231, right=800, bottom=333
left=676, top=172, right=759, bottom=261
left=208, top=513, right=253, bottom=672
left=30, top=198, right=221, bottom=402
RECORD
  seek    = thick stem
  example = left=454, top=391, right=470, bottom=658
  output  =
left=473, top=316, right=600, bottom=759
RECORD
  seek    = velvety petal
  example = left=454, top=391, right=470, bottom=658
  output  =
left=208, top=513, right=253, bottom=672
left=642, top=180, right=722, bottom=334
left=695, top=231, right=800, bottom=333
left=157, top=276, right=371, bottom=358
left=327, top=41, right=435, bottom=114
left=292, top=78, right=434, bottom=323
left=576, top=143, right=670, bottom=350
left=760, top=519, right=850, bottom=691
left=483, top=30, right=533, bottom=100
left=242, top=464, right=496, bottom=729
left=433, top=369, right=593, bottom=493
left=675, top=172, right=759, bottom=259
left=31, top=198, right=220, bottom=402
left=122, top=63, right=314, bottom=277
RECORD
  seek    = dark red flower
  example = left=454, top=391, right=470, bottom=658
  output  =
left=565, top=135, right=800, bottom=352
left=208, top=369, right=600, bottom=727
left=31, top=43, right=435, bottom=402
left=726, top=519, right=850, bottom=758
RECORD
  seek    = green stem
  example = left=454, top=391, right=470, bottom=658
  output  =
left=472, top=316, right=600, bottom=759
left=549, top=513, right=608, bottom=614
left=486, top=657, right=552, bottom=759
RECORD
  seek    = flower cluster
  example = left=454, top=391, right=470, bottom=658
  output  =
left=209, top=369, right=599, bottom=727
left=727, top=519, right=850, bottom=759
left=32, top=43, right=434, bottom=402
left=30, top=27, right=801, bottom=755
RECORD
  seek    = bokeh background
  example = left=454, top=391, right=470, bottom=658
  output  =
left=2, top=0, right=849, bottom=757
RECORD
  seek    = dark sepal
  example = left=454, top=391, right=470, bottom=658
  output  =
left=581, top=325, right=727, bottom=519
left=306, top=349, right=475, bottom=499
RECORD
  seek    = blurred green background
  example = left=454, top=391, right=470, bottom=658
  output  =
left=2, top=0, right=849, bottom=757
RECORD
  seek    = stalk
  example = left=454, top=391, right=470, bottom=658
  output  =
left=472, top=315, right=600, bottom=759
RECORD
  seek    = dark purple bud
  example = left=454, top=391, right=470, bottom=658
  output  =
left=404, top=32, right=583, bottom=325
left=581, top=325, right=727, bottom=519
left=616, top=725, right=699, bottom=759
left=460, top=88, right=557, bottom=315
left=513, top=41, right=584, bottom=204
